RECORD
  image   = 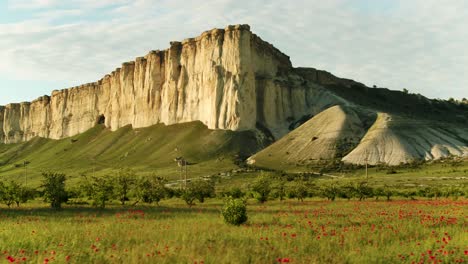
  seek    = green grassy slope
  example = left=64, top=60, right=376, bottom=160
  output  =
left=0, top=121, right=264, bottom=186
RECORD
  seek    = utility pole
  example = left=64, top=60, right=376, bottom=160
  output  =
left=175, top=156, right=186, bottom=190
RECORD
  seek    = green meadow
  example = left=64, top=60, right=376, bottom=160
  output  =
left=0, top=123, right=467, bottom=263
left=1, top=199, right=466, bottom=264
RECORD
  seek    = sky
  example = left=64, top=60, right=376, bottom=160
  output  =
left=0, top=0, right=467, bottom=105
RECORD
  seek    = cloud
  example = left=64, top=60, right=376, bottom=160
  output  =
left=8, top=0, right=60, bottom=9
left=0, top=0, right=467, bottom=106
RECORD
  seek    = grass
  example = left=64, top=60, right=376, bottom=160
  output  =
left=0, top=120, right=466, bottom=191
left=0, top=198, right=466, bottom=263
left=0, top=122, right=263, bottom=187
left=210, top=160, right=468, bottom=197
left=0, top=120, right=466, bottom=263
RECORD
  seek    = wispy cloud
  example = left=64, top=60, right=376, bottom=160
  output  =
left=8, top=0, right=60, bottom=9
left=0, top=0, right=467, bottom=105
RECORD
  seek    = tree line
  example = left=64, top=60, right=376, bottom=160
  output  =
left=0, top=170, right=465, bottom=210
left=245, top=173, right=466, bottom=203
left=0, top=169, right=215, bottom=209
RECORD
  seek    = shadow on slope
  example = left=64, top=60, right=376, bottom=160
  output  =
left=248, top=105, right=376, bottom=170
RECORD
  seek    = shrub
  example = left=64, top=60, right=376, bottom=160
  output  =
left=41, top=172, right=68, bottom=210
left=222, top=198, right=248, bottom=226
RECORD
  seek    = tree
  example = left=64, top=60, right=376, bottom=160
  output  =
left=353, top=181, right=374, bottom=201
left=290, top=181, right=308, bottom=202
left=192, top=179, right=215, bottom=203
left=221, top=187, right=245, bottom=199
left=272, top=178, right=287, bottom=201
left=114, top=168, right=136, bottom=205
left=0, top=181, right=34, bottom=207
left=135, top=175, right=168, bottom=205
left=42, top=172, right=68, bottom=210
left=0, top=181, right=4, bottom=196
left=181, top=179, right=215, bottom=207
left=80, top=176, right=114, bottom=208
left=0, top=181, right=10, bottom=207
left=320, top=182, right=339, bottom=201
left=374, top=185, right=394, bottom=201
left=251, top=173, right=272, bottom=203
left=337, top=182, right=355, bottom=200
left=402, top=88, right=409, bottom=94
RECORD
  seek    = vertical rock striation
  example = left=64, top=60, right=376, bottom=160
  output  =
left=1, top=24, right=344, bottom=143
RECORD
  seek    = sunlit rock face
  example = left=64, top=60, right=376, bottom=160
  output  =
left=0, top=24, right=345, bottom=144
left=2, top=24, right=465, bottom=166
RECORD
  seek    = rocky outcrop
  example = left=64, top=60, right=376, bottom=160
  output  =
left=247, top=105, right=370, bottom=167
left=341, top=113, right=468, bottom=165
left=249, top=105, right=468, bottom=168
left=1, top=24, right=345, bottom=143
left=1, top=24, right=466, bottom=166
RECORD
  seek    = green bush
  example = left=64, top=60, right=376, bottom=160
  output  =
left=222, top=198, right=248, bottom=226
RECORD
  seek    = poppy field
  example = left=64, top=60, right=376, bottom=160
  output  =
left=0, top=198, right=466, bottom=264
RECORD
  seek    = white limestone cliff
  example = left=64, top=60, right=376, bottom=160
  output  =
left=0, top=24, right=346, bottom=144
left=2, top=24, right=465, bottom=166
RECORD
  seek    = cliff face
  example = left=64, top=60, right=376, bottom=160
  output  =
left=1, top=24, right=347, bottom=144
left=3, top=24, right=464, bottom=166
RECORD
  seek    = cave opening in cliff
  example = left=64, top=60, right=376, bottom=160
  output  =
left=97, top=115, right=105, bottom=125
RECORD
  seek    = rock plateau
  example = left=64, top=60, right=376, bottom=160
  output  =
left=1, top=24, right=467, bottom=166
